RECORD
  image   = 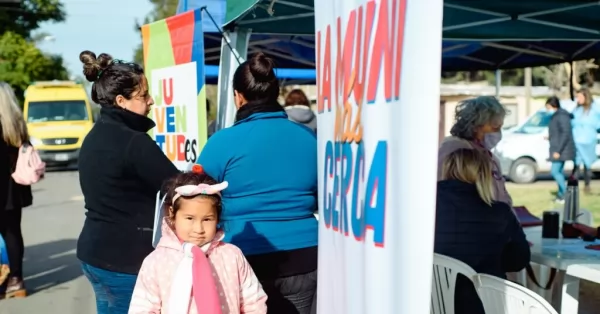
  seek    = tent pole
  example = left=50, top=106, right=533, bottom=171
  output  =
left=569, top=61, right=574, bottom=101
left=525, top=67, right=532, bottom=116
left=215, top=28, right=251, bottom=131
left=495, top=69, right=501, bottom=98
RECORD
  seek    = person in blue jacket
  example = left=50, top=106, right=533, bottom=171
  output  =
left=571, top=88, right=600, bottom=194
left=197, top=52, right=318, bottom=314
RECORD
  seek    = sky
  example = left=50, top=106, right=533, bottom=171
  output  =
left=37, top=0, right=153, bottom=79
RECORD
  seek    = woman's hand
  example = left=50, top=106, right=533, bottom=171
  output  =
left=552, top=152, right=560, bottom=159
left=572, top=223, right=597, bottom=237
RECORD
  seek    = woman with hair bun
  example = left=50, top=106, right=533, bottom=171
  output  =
left=77, top=50, right=179, bottom=313
left=197, top=52, right=318, bottom=313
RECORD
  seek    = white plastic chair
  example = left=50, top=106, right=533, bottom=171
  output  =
left=473, top=273, right=558, bottom=314
left=431, top=253, right=477, bottom=314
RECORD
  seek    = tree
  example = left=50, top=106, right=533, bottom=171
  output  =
left=0, top=32, right=69, bottom=102
left=0, top=0, right=65, bottom=38
left=132, top=0, right=178, bottom=64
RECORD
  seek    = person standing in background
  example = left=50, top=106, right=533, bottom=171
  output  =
left=284, top=89, right=317, bottom=133
left=571, top=88, right=600, bottom=194
left=0, top=82, right=32, bottom=299
left=545, top=96, right=575, bottom=203
left=77, top=51, right=179, bottom=313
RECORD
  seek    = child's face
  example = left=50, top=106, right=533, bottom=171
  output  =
left=171, top=197, right=218, bottom=247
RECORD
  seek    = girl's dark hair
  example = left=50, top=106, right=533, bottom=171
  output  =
left=162, top=172, right=223, bottom=221
left=232, top=52, right=279, bottom=103
left=79, top=50, right=145, bottom=107
left=546, top=96, right=561, bottom=109
left=285, top=89, right=310, bottom=107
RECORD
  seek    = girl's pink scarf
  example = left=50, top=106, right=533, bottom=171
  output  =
left=191, top=244, right=222, bottom=314
left=169, top=239, right=223, bottom=314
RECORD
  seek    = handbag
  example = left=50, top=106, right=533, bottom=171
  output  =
left=11, top=143, right=45, bottom=185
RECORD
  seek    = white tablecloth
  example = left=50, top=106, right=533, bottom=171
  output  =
left=524, top=226, right=600, bottom=313
left=525, top=226, right=600, bottom=270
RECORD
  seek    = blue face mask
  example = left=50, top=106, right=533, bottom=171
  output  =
left=546, top=107, right=557, bottom=114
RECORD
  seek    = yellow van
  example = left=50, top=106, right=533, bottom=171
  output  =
left=23, top=81, right=95, bottom=166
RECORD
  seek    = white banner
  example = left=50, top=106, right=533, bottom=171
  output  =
left=150, top=62, right=200, bottom=171
left=315, top=0, right=443, bottom=313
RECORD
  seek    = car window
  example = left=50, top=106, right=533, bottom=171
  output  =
left=27, top=100, right=89, bottom=123
left=514, top=111, right=552, bottom=134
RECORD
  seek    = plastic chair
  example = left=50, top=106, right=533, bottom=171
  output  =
left=473, top=273, right=558, bottom=314
left=431, top=253, right=477, bottom=314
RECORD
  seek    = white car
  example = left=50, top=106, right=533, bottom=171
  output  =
left=494, top=105, right=600, bottom=184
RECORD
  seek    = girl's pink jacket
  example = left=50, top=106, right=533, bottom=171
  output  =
left=128, top=220, right=268, bottom=314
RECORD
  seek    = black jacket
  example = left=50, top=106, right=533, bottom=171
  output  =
left=548, top=108, right=576, bottom=161
left=77, top=106, right=179, bottom=274
left=435, top=180, right=531, bottom=314
left=6, top=145, right=32, bottom=210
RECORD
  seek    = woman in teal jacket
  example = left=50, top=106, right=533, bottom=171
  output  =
left=197, top=52, right=318, bottom=314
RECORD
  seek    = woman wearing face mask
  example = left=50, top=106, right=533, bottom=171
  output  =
left=571, top=89, right=600, bottom=194
left=197, top=53, right=317, bottom=313
left=77, top=51, right=179, bottom=313
left=438, top=96, right=512, bottom=207
left=545, top=96, right=575, bottom=203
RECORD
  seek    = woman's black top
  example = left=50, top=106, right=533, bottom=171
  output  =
left=435, top=179, right=531, bottom=314
left=77, top=106, right=179, bottom=274
left=5, top=145, right=32, bottom=210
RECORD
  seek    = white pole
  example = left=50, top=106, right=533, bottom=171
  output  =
left=495, top=69, right=501, bottom=98
left=215, top=28, right=251, bottom=131
left=391, top=0, right=442, bottom=312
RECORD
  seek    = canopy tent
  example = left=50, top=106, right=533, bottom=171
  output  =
left=177, top=0, right=600, bottom=128
left=213, top=0, right=600, bottom=40
left=181, top=0, right=600, bottom=72
left=204, top=64, right=316, bottom=85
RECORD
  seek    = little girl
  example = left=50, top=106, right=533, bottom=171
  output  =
left=128, top=170, right=267, bottom=314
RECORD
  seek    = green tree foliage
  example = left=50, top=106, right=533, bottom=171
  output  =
left=0, top=0, right=68, bottom=102
left=0, top=0, right=65, bottom=38
left=133, top=0, right=178, bottom=64
left=0, top=32, right=69, bottom=102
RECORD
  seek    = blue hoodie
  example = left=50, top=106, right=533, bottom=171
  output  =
left=197, top=111, right=318, bottom=256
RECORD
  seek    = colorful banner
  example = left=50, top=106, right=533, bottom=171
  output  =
left=142, top=9, right=207, bottom=170
left=315, top=0, right=443, bottom=313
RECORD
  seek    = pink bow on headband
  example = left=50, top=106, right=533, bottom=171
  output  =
left=172, top=182, right=229, bottom=203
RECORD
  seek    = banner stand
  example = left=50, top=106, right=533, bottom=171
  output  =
left=315, top=0, right=443, bottom=312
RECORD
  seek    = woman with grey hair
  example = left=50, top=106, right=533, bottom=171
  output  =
left=437, top=96, right=513, bottom=206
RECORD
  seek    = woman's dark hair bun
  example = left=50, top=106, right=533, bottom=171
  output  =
left=79, top=50, right=114, bottom=82
left=248, top=52, right=275, bottom=83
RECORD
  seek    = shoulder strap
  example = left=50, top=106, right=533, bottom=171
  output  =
left=525, top=264, right=557, bottom=290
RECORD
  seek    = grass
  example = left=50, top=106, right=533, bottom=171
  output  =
left=507, top=181, right=600, bottom=224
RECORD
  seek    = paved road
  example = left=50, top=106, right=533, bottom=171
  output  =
left=0, top=171, right=95, bottom=314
